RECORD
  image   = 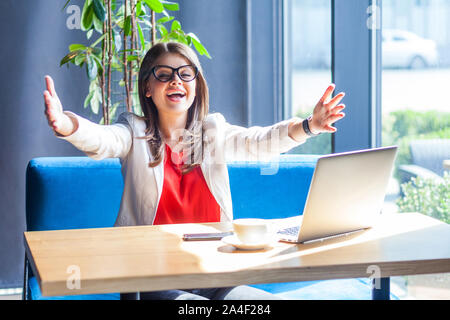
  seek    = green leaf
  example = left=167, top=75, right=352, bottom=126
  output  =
left=90, top=85, right=102, bottom=115
left=144, top=0, right=164, bottom=13
left=161, top=1, right=179, bottom=11
left=81, top=2, right=94, bottom=31
left=91, top=94, right=100, bottom=115
left=161, top=9, right=170, bottom=19
left=60, top=50, right=84, bottom=66
left=187, top=33, right=211, bottom=59
left=137, top=23, right=145, bottom=51
left=86, top=55, right=98, bottom=80
left=157, top=24, right=168, bottom=37
left=113, top=29, right=122, bottom=51
left=168, top=32, right=178, bottom=41
left=171, top=20, right=181, bottom=32
left=178, top=33, right=188, bottom=45
left=84, top=90, right=94, bottom=108
left=136, top=0, right=144, bottom=16
left=89, top=77, right=98, bottom=91
left=92, top=0, right=106, bottom=22
left=109, top=102, right=120, bottom=122
left=87, top=29, right=94, bottom=39
left=91, top=53, right=102, bottom=63
left=69, top=44, right=87, bottom=52
left=74, top=54, right=86, bottom=66
left=91, top=47, right=102, bottom=55
left=127, top=55, right=140, bottom=62
left=124, top=16, right=132, bottom=36
left=111, top=62, right=122, bottom=70
left=93, top=14, right=103, bottom=33
left=156, top=16, right=174, bottom=24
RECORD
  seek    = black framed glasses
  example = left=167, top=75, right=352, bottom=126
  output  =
left=151, top=65, right=199, bottom=82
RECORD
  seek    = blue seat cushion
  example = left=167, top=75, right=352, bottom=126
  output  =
left=29, top=276, right=120, bottom=300
left=251, top=278, right=398, bottom=300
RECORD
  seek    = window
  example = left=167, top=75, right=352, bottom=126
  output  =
left=283, top=0, right=449, bottom=299
left=382, top=0, right=450, bottom=299
left=284, top=0, right=332, bottom=155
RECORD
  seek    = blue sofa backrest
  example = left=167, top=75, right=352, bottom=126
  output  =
left=228, top=156, right=318, bottom=219
left=26, top=157, right=124, bottom=231
left=26, top=155, right=318, bottom=231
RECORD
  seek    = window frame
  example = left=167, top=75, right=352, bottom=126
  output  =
left=246, top=0, right=285, bottom=127
left=265, top=0, right=383, bottom=153
left=331, top=0, right=382, bottom=152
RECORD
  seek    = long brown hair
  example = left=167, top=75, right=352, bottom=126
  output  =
left=137, top=42, right=209, bottom=173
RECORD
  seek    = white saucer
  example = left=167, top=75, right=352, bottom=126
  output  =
left=222, top=235, right=277, bottom=250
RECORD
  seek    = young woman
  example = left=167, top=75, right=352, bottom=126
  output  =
left=43, top=42, right=346, bottom=300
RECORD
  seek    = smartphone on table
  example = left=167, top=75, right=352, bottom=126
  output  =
left=182, top=231, right=233, bottom=241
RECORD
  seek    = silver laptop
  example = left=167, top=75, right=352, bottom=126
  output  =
left=277, top=146, right=397, bottom=243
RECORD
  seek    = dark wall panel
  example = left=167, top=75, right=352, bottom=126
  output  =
left=0, top=0, right=249, bottom=288
left=176, top=0, right=248, bottom=126
left=0, top=0, right=91, bottom=289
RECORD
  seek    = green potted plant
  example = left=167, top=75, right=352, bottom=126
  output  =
left=60, top=0, right=210, bottom=124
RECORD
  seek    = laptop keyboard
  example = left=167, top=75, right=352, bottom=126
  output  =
left=277, top=226, right=300, bottom=237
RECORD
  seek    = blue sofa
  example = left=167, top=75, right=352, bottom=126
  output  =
left=24, top=156, right=391, bottom=300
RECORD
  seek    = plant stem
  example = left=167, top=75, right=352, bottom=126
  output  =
left=101, top=17, right=107, bottom=124
left=123, top=0, right=130, bottom=112
left=151, top=10, right=156, bottom=46
left=107, top=0, right=112, bottom=125
left=129, top=0, right=135, bottom=111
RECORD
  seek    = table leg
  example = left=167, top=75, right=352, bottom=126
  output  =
left=22, top=254, right=29, bottom=300
left=371, top=277, right=390, bottom=300
left=120, top=292, right=140, bottom=300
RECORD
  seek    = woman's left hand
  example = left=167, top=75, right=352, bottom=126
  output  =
left=288, top=84, right=346, bottom=141
left=308, top=83, right=346, bottom=134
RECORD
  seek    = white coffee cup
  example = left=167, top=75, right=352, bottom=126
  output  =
left=232, top=218, right=272, bottom=244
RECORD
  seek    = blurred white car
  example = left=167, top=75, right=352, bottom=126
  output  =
left=382, top=29, right=439, bottom=69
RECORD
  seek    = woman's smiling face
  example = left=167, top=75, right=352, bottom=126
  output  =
left=145, top=53, right=197, bottom=116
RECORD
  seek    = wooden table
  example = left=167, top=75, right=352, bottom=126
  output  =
left=24, top=212, right=450, bottom=299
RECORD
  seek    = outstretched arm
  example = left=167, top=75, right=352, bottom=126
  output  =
left=42, top=75, right=133, bottom=160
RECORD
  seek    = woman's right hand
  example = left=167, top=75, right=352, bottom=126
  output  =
left=43, top=75, right=77, bottom=136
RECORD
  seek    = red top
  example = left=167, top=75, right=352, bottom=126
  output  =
left=153, top=144, right=221, bottom=225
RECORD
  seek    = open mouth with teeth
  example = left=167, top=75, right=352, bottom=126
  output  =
left=167, top=91, right=186, bottom=102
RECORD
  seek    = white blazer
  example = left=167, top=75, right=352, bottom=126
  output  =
left=59, top=112, right=306, bottom=226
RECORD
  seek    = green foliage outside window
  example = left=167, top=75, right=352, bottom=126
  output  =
left=397, top=172, right=449, bottom=224
left=382, top=110, right=450, bottom=174
left=383, top=110, right=449, bottom=223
